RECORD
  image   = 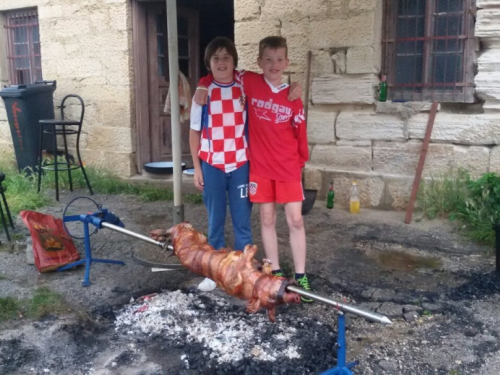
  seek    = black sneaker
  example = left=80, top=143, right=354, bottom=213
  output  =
left=272, top=270, right=285, bottom=277
left=295, top=274, right=314, bottom=303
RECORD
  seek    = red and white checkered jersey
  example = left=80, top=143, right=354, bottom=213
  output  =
left=190, top=80, right=248, bottom=173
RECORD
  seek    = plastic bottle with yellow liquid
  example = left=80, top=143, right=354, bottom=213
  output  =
left=349, top=181, right=360, bottom=214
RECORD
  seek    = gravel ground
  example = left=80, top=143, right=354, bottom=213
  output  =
left=0, top=187, right=499, bottom=374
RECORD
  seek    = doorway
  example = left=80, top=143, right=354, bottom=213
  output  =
left=132, top=0, right=234, bottom=173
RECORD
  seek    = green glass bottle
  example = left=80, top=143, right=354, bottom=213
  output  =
left=326, top=181, right=335, bottom=209
left=379, top=75, right=387, bottom=102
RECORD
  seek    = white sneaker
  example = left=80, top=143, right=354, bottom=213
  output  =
left=197, top=277, right=216, bottom=292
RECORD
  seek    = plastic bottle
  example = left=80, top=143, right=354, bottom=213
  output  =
left=326, top=181, right=335, bottom=209
left=349, top=181, right=360, bottom=214
left=379, top=75, right=387, bottom=102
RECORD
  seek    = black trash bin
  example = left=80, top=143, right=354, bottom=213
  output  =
left=0, top=81, right=57, bottom=172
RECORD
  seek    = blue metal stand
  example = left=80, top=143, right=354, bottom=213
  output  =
left=319, top=312, right=359, bottom=375
left=57, top=209, right=125, bottom=286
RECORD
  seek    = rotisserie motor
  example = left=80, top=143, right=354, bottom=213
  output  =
left=150, top=223, right=301, bottom=322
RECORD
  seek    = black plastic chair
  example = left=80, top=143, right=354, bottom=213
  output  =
left=37, top=94, right=93, bottom=201
left=0, top=172, right=14, bottom=241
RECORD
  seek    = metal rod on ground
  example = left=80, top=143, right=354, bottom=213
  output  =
left=100, top=222, right=391, bottom=324
left=286, top=285, right=392, bottom=325
left=404, top=101, right=439, bottom=224
left=166, top=0, right=184, bottom=224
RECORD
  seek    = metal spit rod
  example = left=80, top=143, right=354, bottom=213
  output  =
left=286, top=285, right=392, bottom=325
left=101, top=222, right=173, bottom=250
left=101, top=222, right=391, bottom=325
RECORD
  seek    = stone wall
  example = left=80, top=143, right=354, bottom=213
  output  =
left=0, top=0, right=135, bottom=176
left=235, top=0, right=500, bottom=209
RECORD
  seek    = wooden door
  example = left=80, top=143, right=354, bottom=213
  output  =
left=146, top=4, right=199, bottom=163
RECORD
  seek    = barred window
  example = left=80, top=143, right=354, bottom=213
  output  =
left=382, top=0, right=476, bottom=103
left=4, top=9, right=42, bottom=85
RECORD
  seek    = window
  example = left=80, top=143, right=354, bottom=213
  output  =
left=4, top=9, right=42, bottom=85
left=382, top=0, right=476, bottom=103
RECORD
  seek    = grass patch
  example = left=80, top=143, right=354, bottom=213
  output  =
left=0, top=288, right=69, bottom=322
left=26, top=287, right=69, bottom=318
left=185, top=193, right=203, bottom=204
left=0, top=296, right=21, bottom=321
left=417, top=169, right=500, bottom=247
left=0, top=154, right=202, bottom=216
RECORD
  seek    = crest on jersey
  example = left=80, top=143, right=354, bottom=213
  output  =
left=249, top=182, right=258, bottom=196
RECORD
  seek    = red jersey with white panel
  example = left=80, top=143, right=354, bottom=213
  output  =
left=239, top=71, right=308, bottom=182
left=190, top=80, right=248, bottom=173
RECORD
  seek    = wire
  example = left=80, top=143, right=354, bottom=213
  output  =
left=62, top=196, right=100, bottom=239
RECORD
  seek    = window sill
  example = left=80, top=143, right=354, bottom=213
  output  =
left=375, top=101, right=441, bottom=116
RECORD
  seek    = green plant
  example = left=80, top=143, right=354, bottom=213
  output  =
left=417, top=169, right=500, bottom=246
left=0, top=155, right=203, bottom=216
left=26, top=287, right=69, bottom=318
left=0, top=296, right=20, bottom=321
left=416, top=169, right=470, bottom=220
left=185, top=193, right=203, bottom=204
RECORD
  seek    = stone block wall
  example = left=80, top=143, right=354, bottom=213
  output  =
left=0, top=0, right=135, bottom=176
left=235, top=0, right=500, bottom=210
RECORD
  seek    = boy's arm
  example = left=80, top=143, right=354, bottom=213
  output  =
left=194, top=75, right=213, bottom=106
left=189, top=101, right=204, bottom=190
left=292, top=100, right=309, bottom=167
left=194, top=71, right=247, bottom=105
left=288, top=82, right=302, bottom=101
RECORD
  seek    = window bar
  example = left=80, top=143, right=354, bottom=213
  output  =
left=462, top=0, right=473, bottom=102
left=422, top=0, right=432, bottom=101
left=444, top=0, right=450, bottom=100
left=404, top=0, right=413, bottom=101
left=382, top=0, right=389, bottom=84
left=391, top=1, right=399, bottom=100
left=5, top=10, right=40, bottom=85
left=411, top=0, right=417, bottom=102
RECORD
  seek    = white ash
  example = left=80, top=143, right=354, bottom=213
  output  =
left=114, top=290, right=302, bottom=363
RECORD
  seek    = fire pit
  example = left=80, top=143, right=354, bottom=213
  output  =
left=115, top=289, right=337, bottom=374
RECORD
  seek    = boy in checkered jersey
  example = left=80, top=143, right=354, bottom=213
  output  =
left=189, top=37, right=252, bottom=292
left=196, top=36, right=313, bottom=302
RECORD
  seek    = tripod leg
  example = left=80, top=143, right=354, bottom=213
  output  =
left=37, top=125, right=44, bottom=193
left=1, top=190, right=14, bottom=229
left=0, top=200, right=10, bottom=241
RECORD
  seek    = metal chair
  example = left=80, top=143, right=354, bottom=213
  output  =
left=37, top=94, right=93, bottom=201
left=0, top=172, right=14, bottom=241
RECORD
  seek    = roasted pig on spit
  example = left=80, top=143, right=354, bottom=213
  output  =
left=150, top=222, right=301, bottom=322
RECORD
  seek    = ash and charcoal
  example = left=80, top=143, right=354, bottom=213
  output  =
left=114, top=289, right=337, bottom=374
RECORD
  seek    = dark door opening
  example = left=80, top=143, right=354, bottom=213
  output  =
left=133, top=0, right=234, bottom=173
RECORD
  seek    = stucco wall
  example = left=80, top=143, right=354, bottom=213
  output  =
left=235, top=0, right=500, bottom=209
left=0, top=0, right=135, bottom=176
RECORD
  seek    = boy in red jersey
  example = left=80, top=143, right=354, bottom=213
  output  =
left=196, top=36, right=313, bottom=302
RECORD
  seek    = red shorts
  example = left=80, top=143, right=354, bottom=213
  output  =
left=249, top=174, right=304, bottom=204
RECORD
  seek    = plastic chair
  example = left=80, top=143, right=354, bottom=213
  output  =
left=0, top=172, right=14, bottom=241
left=37, top=94, right=93, bottom=201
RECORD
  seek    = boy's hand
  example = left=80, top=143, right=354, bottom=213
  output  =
left=288, top=82, right=303, bottom=101
left=193, top=168, right=204, bottom=191
left=194, top=87, right=209, bottom=106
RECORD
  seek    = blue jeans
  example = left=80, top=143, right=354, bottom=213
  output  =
left=201, top=161, right=252, bottom=250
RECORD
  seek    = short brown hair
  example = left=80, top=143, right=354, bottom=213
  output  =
left=258, top=36, right=288, bottom=58
left=204, top=37, right=238, bottom=70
